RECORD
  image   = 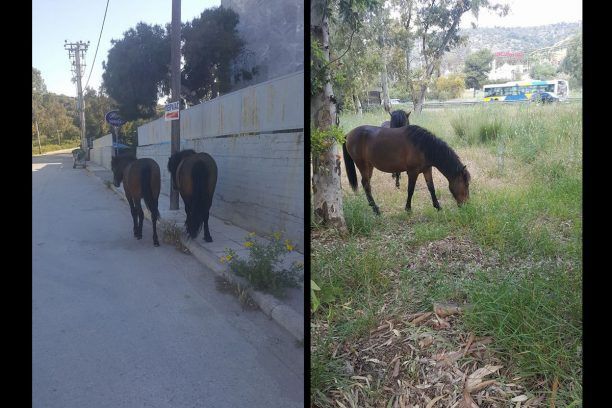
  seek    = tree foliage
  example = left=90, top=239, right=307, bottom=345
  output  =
left=431, top=73, right=465, bottom=100
left=102, top=6, right=254, bottom=120
left=463, top=49, right=493, bottom=90
left=182, top=7, right=248, bottom=104
left=102, top=23, right=170, bottom=122
left=529, top=62, right=557, bottom=80
left=84, top=88, right=114, bottom=141
left=560, top=33, right=582, bottom=86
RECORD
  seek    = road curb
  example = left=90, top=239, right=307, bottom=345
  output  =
left=86, top=166, right=304, bottom=342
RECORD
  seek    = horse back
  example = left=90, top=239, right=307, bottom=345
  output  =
left=178, top=153, right=217, bottom=197
left=124, top=158, right=161, bottom=197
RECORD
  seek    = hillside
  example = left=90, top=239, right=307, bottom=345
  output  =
left=461, top=22, right=581, bottom=53
left=441, top=22, right=581, bottom=72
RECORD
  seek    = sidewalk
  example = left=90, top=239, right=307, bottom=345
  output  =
left=85, top=162, right=304, bottom=341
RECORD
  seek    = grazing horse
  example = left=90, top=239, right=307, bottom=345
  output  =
left=111, top=155, right=161, bottom=246
left=342, top=124, right=470, bottom=215
left=381, top=110, right=411, bottom=188
left=167, top=149, right=218, bottom=242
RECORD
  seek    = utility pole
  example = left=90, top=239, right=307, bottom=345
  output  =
left=170, top=0, right=181, bottom=210
left=65, top=40, right=90, bottom=159
left=57, top=130, right=62, bottom=146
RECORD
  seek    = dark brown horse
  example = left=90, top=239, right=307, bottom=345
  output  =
left=167, top=149, right=218, bottom=242
left=111, top=154, right=161, bottom=246
left=342, top=124, right=470, bottom=215
left=381, top=110, right=411, bottom=188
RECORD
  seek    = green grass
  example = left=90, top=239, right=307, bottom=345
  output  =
left=312, top=102, right=582, bottom=406
left=32, top=140, right=81, bottom=155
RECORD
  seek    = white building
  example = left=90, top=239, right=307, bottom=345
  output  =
left=488, top=59, right=530, bottom=81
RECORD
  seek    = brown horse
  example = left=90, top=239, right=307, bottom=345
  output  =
left=167, top=149, right=218, bottom=242
left=381, top=110, right=411, bottom=188
left=342, top=124, right=470, bottom=215
left=111, top=154, right=161, bottom=246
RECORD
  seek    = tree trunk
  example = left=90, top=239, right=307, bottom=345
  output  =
left=353, top=93, right=363, bottom=116
left=413, top=58, right=437, bottom=114
left=381, top=65, right=391, bottom=113
left=311, top=0, right=347, bottom=231
left=35, top=120, right=42, bottom=155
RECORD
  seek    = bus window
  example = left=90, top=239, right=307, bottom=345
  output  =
left=545, top=84, right=554, bottom=92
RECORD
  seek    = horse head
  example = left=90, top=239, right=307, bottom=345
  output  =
left=449, top=165, right=471, bottom=206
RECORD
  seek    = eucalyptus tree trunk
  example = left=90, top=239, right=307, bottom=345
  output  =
left=311, top=0, right=347, bottom=231
left=381, top=63, right=391, bottom=113
left=353, top=93, right=363, bottom=116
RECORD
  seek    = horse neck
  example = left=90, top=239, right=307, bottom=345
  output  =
left=424, top=152, right=462, bottom=182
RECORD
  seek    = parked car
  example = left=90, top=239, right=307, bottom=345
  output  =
left=530, top=91, right=557, bottom=104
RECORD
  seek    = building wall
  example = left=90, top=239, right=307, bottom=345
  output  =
left=221, top=0, right=304, bottom=91
left=90, top=134, right=113, bottom=170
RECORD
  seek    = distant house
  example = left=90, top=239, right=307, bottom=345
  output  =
left=488, top=59, right=529, bottom=81
left=366, top=89, right=382, bottom=107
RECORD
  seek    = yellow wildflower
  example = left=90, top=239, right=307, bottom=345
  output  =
left=244, top=241, right=253, bottom=248
left=285, top=239, right=294, bottom=252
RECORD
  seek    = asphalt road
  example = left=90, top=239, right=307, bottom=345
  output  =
left=32, top=152, right=304, bottom=408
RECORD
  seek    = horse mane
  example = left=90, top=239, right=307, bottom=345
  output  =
left=167, top=149, right=196, bottom=175
left=406, top=125, right=466, bottom=179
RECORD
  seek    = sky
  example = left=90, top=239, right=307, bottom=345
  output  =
left=32, top=0, right=221, bottom=97
left=33, top=0, right=581, bottom=98
left=460, top=0, right=582, bottom=29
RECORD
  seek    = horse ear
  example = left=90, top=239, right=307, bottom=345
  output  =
left=405, top=110, right=411, bottom=118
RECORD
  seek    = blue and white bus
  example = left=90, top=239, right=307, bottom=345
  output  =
left=483, top=79, right=569, bottom=102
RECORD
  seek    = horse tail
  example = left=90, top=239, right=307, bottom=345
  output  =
left=141, top=163, right=160, bottom=221
left=186, top=160, right=210, bottom=239
left=342, top=142, right=358, bottom=191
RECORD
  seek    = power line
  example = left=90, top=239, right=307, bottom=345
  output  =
left=84, top=0, right=110, bottom=90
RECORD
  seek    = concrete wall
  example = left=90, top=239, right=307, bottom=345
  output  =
left=137, top=71, right=304, bottom=250
left=90, top=134, right=113, bottom=170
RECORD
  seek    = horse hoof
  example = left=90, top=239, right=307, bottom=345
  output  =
left=204, top=237, right=213, bottom=243
left=154, top=242, right=160, bottom=247
left=405, top=207, right=412, bottom=212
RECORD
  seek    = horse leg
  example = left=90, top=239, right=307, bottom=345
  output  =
left=134, top=200, right=144, bottom=239
left=203, top=209, right=213, bottom=242
left=393, top=172, right=401, bottom=189
left=359, top=164, right=380, bottom=215
left=423, top=167, right=441, bottom=210
left=127, top=196, right=138, bottom=237
left=405, top=172, right=418, bottom=212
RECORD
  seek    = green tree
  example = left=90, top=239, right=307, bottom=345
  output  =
left=409, top=0, right=508, bottom=113
left=463, top=49, right=493, bottom=96
left=84, top=88, right=114, bottom=141
left=182, top=6, right=250, bottom=104
left=432, top=73, right=465, bottom=100
left=560, top=33, right=582, bottom=86
left=530, top=62, right=556, bottom=80
left=102, top=23, right=170, bottom=121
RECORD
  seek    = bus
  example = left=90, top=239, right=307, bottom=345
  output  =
left=483, top=79, right=569, bottom=103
